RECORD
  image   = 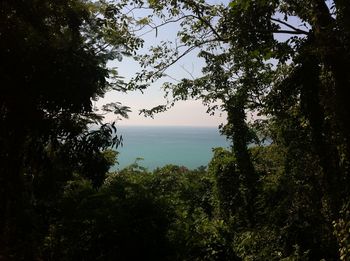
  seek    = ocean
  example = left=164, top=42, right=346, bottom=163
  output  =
left=112, top=126, right=231, bottom=171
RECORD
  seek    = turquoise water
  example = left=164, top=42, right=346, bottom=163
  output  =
left=112, top=126, right=231, bottom=171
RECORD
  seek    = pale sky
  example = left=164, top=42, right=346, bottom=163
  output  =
left=97, top=0, right=309, bottom=127
left=98, top=54, right=227, bottom=127
left=98, top=1, right=229, bottom=127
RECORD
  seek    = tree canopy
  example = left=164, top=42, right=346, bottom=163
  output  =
left=1, top=0, right=350, bottom=260
left=0, top=0, right=140, bottom=257
left=122, top=0, right=350, bottom=259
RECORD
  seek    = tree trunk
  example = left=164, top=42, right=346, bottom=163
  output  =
left=0, top=102, right=34, bottom=260
left=300, top=56, right=344, bottom=218
left=226, top=93, right=258, bottom=227
left=310, top=0, right=350, bottom=179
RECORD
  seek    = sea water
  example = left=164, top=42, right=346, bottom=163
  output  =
left=112, top=126, right=231, bottom=171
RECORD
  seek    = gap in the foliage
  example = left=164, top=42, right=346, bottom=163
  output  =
left=113, top=125, right=231, bottom=171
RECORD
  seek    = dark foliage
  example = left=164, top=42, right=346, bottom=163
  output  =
left=1, top=0, right=350, bottom=260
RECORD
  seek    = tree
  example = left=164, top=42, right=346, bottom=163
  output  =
left=0, top=0, right=140, bottom=257
left=120, top=0, right=350, bottom=258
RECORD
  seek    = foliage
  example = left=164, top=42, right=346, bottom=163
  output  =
left=43, top=174, right=171, bottom=260
left=334, top=201, right=350, bottom=260
left=2, top=0, right=350, bottom=260
left=118, top=0, right=350, bottom=259
left=39, top=165, right=236, bottom=260
left=0, top=0, right=139, bottom=258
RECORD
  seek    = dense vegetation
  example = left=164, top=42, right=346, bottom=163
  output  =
left=1, top=0, right=350, bottom=260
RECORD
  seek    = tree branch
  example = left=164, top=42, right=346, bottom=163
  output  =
left=271, top=18, right=310, bottom=35
left=186, top=2, right=229, bottom=42
left=272, top=29, right=309, bottom=35
left=137, top=15, right=194, bottom=37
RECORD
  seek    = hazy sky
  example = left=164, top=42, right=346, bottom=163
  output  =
left=98, top=0, right=308, bottom=127
left=98, top=1, right=229, bottom=127
left=99, top=52, right=227, bottom=127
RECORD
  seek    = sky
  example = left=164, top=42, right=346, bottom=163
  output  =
left=97, top=0, right=229, bottom=127
left=99, top=55, right=227, bottom=127
left=97, top=0, right=311, bottom=127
